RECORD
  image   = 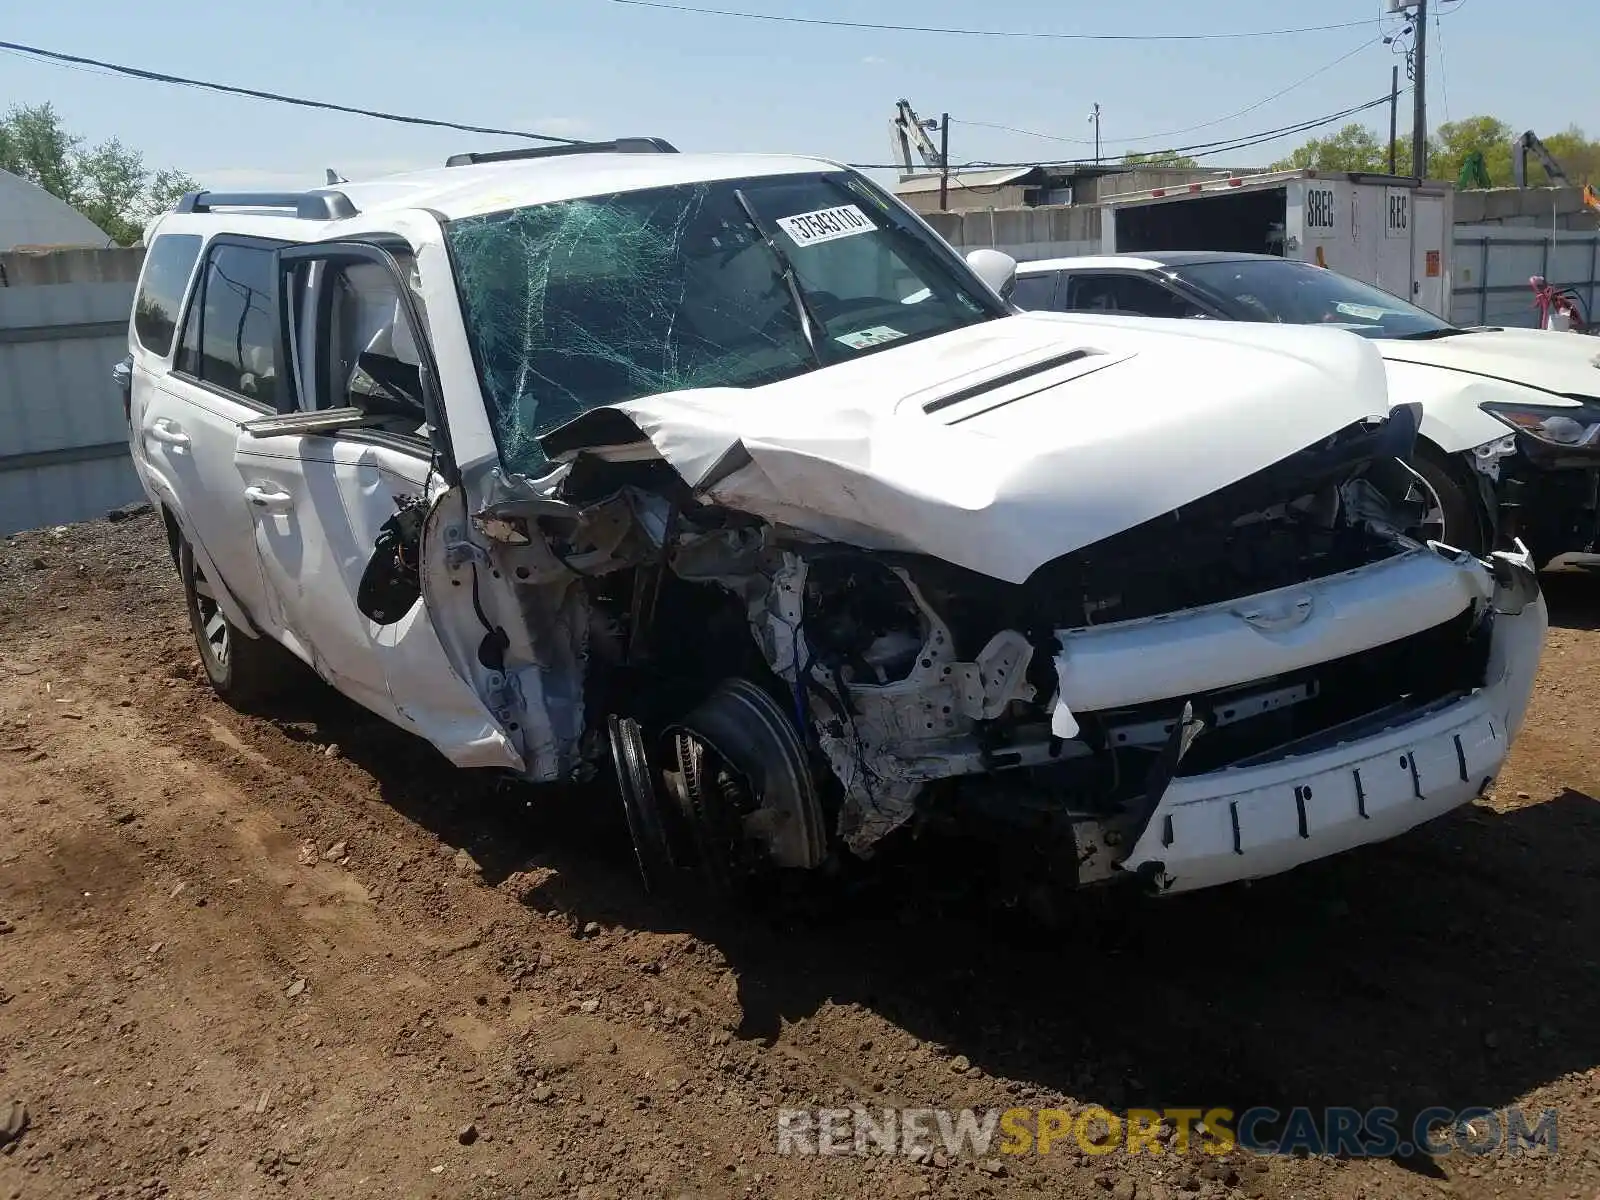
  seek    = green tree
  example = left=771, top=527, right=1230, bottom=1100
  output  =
left=1269, top=123, right=1387, bottom=172
left=1538, top=126, right=1600, bottom=185
left=1375, top=133, right=1447, bottom=178
left=0, top=103, right=196, bottom=245
left=1418, top=118, right=1600, bottom=187
left=1430, top=116, right=1514, bottom=184
left=1121, top=151, right=1200, bottom=168
left=1267, top=112, right=1600, bottom=188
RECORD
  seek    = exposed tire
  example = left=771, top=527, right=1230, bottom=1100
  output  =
left=607, top=715, right=681, bottom=896
left=1411, top=448, right=1489, bottom=558
left=177, top=536, right=297, bottom=708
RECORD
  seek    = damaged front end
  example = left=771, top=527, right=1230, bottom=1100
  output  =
left=430, top=394, right=1545, bottom=898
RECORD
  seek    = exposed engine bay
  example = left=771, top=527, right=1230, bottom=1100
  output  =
left=414, top=402, right=1540, bottom=895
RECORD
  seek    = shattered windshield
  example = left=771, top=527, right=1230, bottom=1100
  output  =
left=445, top=171, right=1002, bottom=473
left=1172, top=259, right=1453, bottom=339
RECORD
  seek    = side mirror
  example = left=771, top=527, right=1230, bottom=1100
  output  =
left=113, top=354, right=133, bottom=422
left=966, top=249, right=1018, bottom=301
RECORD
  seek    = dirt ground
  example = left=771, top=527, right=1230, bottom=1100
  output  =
left=1, top=511, right=1597, bottom=1200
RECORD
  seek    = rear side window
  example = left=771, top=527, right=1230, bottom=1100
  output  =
left=176, top=243, right=280, bottom=408
left=1065, top=273, right=1207, bottom=319
left=1011, top=272, right=1059, bottom=311
left=132, top=234, right=203, bottom=356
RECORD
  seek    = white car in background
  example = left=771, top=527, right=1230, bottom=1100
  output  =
left=118, top=146, right=1545, bottom=902
left=1013, top=251, right=1600, bottom=565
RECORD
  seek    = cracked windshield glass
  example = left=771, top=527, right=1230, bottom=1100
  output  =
left=446, top=171, right=1000, bottom=473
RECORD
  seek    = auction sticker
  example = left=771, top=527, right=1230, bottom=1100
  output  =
left=1334, top=302, right=1388, bottom=322
left=777, top=205, right=876, bottom=247
left=836, top=325, right=906, bottom=350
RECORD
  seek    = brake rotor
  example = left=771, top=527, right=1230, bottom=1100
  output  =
left=667, top=732, right=741, bottom=897
left=663, top=678, right=828, bottom=883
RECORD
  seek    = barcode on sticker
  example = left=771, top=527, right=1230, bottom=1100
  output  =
left=776, top=205, right=875, bottom=247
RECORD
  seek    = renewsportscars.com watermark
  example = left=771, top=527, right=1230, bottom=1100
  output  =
left=776, top=1106, right=1560, bottom=1159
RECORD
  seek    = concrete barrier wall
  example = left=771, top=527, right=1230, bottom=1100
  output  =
left=922, top=206, right=1103, bottom=262
left=0, top=247, right=146, bottom=536
left=1452, top=187, right=1600, bottom=232
left=1, top=247, right=146, bottom=287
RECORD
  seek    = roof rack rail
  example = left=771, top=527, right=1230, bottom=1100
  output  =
left=445, top=137, right=678, bottom=167
left=173, top=190, right=358, bottom=220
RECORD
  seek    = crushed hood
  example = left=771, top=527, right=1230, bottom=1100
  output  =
left=550, top=312, right=1390, bottom=584
left=1376, top=327, right=1600, bottom=399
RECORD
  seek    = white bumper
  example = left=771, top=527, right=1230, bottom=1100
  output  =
left=1096, top=548, right=1547, bottom=893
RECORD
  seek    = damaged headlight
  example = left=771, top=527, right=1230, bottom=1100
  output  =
left=1481, top=400, right=1600, bottom=448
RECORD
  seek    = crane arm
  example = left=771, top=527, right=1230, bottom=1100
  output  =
left=1512, top=131, right=1571, bottom=188
left=890, top=99, right=945, bottom=175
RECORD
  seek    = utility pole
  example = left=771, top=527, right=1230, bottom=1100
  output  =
left=890, top=99, right=949, bottom=206
left=1388, top=65, right=1400, bottom=175
left=1088, top=103, right=1102, bottom=164
left=1410, top=0, right=1429, bottom=178
left=939, top=113, right=950, bottom=212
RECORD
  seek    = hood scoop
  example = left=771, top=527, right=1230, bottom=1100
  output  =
left=909, top=345, right=1131, bottom=424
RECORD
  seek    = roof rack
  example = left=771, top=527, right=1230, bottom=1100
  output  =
left=173, top=190, right=358, bottom=220
left=445, top=137, right=679, bottom=168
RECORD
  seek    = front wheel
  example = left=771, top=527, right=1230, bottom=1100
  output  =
left=178, top=536, right=296, bottom=707
left=1411, top=450, right=1490, bottom=558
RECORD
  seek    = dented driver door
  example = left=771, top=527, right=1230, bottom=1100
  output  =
left=235, top=240, right=521, bottom=772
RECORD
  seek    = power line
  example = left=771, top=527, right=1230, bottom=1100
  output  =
left=1169, top=95, right=1401, bottom=160
left=854, top=94, right=1399, bottom=171
left=1411, top=0, right=1429, bottom=176
left=0, top=44, right=128, bottom=82
left=953, top=118, right=1093, bottom=147
left=4, top=34, right=1402, bottom=186
left=951, top=37, right=1381, bottom=152
left=1095, top=95, right=1396, bottom=161
left=1124, top=38, right=1381, bottom=142
left=607, top=0, right=1375, bottom=41
left=0, top=39, right=584, bottom=144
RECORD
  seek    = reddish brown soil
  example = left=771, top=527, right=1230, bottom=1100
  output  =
left=1, top=512, right=1597, bottom=1200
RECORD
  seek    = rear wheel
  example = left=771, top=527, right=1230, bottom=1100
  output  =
left=178, top=536, right=297, bottom=707
left=1411, top=448, right=1489, bottom=558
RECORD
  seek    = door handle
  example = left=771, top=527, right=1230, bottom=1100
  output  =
left=243, top=484, right=294, bottom=512
left=148, top=420, right=190, bottom=447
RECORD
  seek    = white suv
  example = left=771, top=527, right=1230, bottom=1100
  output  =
left=123, top=139, right=1547, bottom=898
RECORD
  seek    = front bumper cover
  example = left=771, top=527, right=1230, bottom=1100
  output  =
left=1112, top=546, right=1546, bottom=894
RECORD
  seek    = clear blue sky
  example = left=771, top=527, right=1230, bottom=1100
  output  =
left=2, top=0, right=1593, bottom=191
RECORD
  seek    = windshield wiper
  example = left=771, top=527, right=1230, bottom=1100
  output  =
left=1394, top=327, right=1475, bottom=340
left=732, top=188, right=827, bottom=368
